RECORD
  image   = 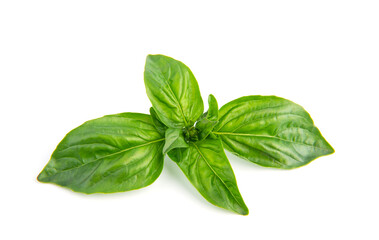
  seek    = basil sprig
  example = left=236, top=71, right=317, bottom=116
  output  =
left=38, top=54, right=334, bottom=215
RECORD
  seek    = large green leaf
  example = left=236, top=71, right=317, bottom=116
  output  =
left=196, top=94, right=219, bottom=141
left=144, top=54, right=204, bottom=128
left=37, top=113, right=165, bottom=193
left=168, top=138, right=249, bottom=215
left=213, top=96, right=334, bottom=169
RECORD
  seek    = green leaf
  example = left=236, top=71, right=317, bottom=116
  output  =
left=150, top=107, right=167, bottom=133
left=144, top=54, right=204, bottom=128
left=37, top=113, right=165, bottom=193
left=163, top=128, right=189, bottom=154
left=168, top=138, right=249, bottom=215
left=213, top=96, right=334, bottom=169
left=196, top=94, right=219, bottom=141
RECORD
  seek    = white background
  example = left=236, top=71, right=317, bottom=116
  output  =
left=1, top=1, right=378, bottom=239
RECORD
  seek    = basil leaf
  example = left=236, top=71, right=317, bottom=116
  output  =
left=214, top=96, right=334, bottom=169
left=37, top=113, right=165, bottom=193
left=196, top=94, right=219, bottom=141
left=149, top=107, right=167, bottom=133
left=144, top=54, right=204, bottom=128
left=205, top=94, right=218, bottom=122
left=168, top=138, right=249, bottom=215
left=163, top=128, right=189, bottom=154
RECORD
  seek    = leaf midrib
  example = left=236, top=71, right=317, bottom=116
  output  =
left=213, top=132, right=329, bottom=151
left=43, top=138, right=165, bottom=179
left=159, top=66, right=189, bottom=126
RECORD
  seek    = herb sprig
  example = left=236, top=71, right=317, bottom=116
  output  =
left=38, top=55, right=334, bottom=215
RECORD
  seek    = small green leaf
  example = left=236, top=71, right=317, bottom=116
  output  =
left=150, top=107, right=167, bottom=133
left=168, top=138, right=249, bottom=215
left=214, top=96, right=334, bottom=169
left=37, top=113, right=165, bottom=193
left=144, top=54, right=204, bottom=128
left=163, top=128, right=189, bottom=154
left=196, top=94, right=219, bottom=141
left=205, top=94, right=218, bottom=122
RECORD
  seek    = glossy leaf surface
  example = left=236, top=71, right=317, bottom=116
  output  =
left=168, top=138, right=249, bottom=215
left=214, top=96, right=334, bottom=169
left=38, top=113, right=165, bottom=193
left=144, top=54, right=204, bottom=128
left=163, top=128, right=189, bottom=154
left=196, top=94, right=219, bottom=141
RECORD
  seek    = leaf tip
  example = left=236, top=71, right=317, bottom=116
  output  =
left=146, top=54, right=167, bottom=63
left=328, top=145, right=335, bottom=154
left=233, top=203, right=249, bottom=215
left=322, top=138, right=335, bottom=155
left=36, top=171, right=47, bottom=183
left=234, top=200, right=249, bottom=215
left=145, top=54, right=159, bottom=66
left=240, top=207, right=249, bottom=216
left=37, top=167, right=51, bottom=183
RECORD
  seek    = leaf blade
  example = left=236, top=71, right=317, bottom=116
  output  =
left=37, top=113, right=165, bottom=193
left=214, top=95, right=334, bottom=169
left=168, top=138, right=249, bottom=215
left=144, top=54, right=204, bottom=128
